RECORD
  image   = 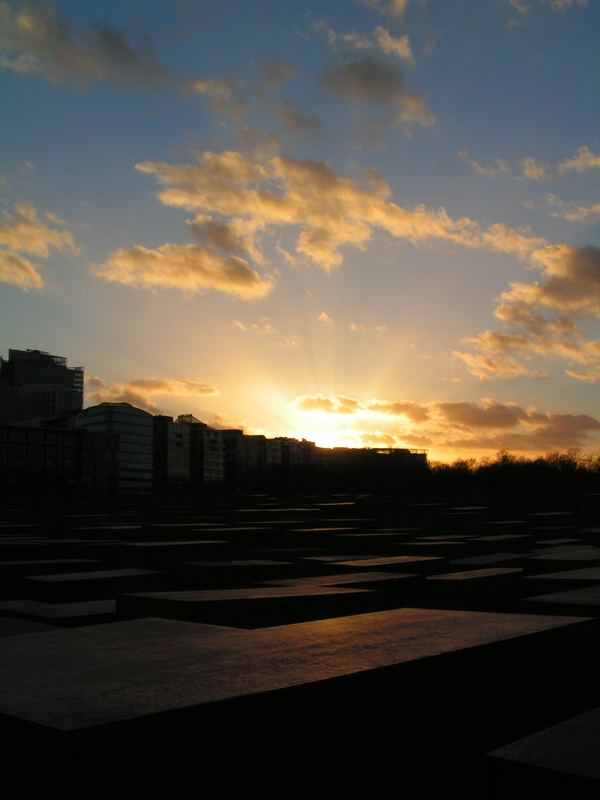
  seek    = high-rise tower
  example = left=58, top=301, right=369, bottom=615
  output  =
left=0, top=348, right=84, bottom=423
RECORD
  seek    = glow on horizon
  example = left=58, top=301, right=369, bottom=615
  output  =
left=1, top=1, right=599, bottom=464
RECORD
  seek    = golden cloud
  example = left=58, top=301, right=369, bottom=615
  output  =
left=519, top=157, right=549, bottom=180
left=296, top=394, right=361, bottom=414
left=367, top=400, right=429, bottom=422
left=541, top=0, right=587, bottom=10
left=360, top=432, right=396, bottom=446
left=435, top=399, right=529, bottom=429
left=455, top=245, right=600, bottom=382
left=0, top=202, right=75, bottom=291
left=0, top=203, right=74, bottom=257
left=558, top=145, right=600, bottom=173
left=547, top=194, right=600, bottom=223
left=134, top=147, right=546, bottom=274
left=86, top=375, right=219, bottom=415
left=374, top=27, right=414, bottom=64
left=457, top=150, right=511, bottom=177
left=232, top=317, right=275, bottom=334
left=313, top=21, right=413, bottom=64
left=0, top=250, right=43, bottom=290
left=361, top=0, right=410, bottom=17
left=93, top=243, right=274, bottom=299
left=294, top=392, right=600, bottom=453
left=317, top=311, right=334, bottom=324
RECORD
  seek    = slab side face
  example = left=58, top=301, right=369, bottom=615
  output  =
left=0, top=608, right=586, bottom=732
left=490, top=707, right=600, bottom=781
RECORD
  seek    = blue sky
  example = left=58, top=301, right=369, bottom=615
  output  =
left=1, top=0, right=599, bottom=459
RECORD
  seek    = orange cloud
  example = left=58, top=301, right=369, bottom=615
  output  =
left=367, top=400, right=429, bottom=422
left=360, top=432, right=396, bottom=446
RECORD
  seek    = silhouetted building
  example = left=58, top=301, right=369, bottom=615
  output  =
left=311, top=446, right=427, bottom=491
left=0, top=349, right=83, bottom=424
left=274, top=437, right=317, bottom=468
left=221, top=429, right=244, bottom=487
left=325, top=447, right=427, bottom=467
left=75, top=403, right=153, bottom=493
left=154, top=415, right=192, bottom=489
left=0, top=423, right=117, bottom=495
left=242, top=434, right=267, bottom=473
left=176, top=415, right=224, bottom=484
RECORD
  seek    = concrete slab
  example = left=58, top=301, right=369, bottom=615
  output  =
left=487, top=706, right=600, bottom=797
left=521, top=586, right=600, bottom=616
left=521, top=566, right=600, bottom=596
left=332, top=555, right=446, bottom=573
left=526, top=547, right=600, bottom=574
left=25, top=568, right=164, bottom=601
left=118, top=585, right=375, bottom=626
left=180, top=560, right=296, bottom=587
left=0, top=559, right=102, bottom=577
left=0, top=618, right=58, bottom=637
left=0, top=599, right=116, bottom=625
left=452, top=552, right=527, bottom=568
left=423, top=568, right=523, bottom=610
left=0, top=609, right=590, bottom=733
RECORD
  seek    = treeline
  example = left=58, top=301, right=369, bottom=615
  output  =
left=233, top=449, right=599, bottom=494
left=427, top=449, right=600, bottom=492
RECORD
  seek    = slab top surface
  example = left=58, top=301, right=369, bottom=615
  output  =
left=0, top=607, right=587, bottom=732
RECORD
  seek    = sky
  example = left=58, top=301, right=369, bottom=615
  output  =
left=1, top=0, right=599, bottom=461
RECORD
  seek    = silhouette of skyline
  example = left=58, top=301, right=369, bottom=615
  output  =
left=1, top=1, right=599, bottom=462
